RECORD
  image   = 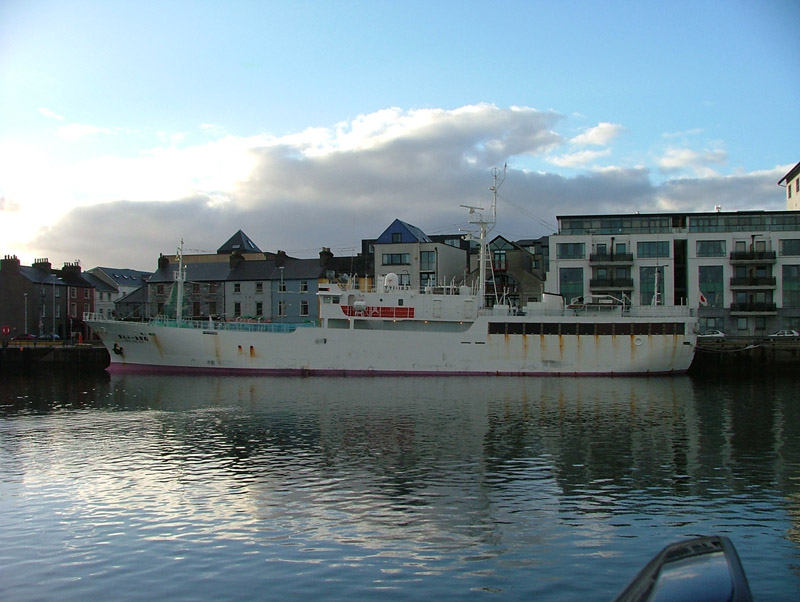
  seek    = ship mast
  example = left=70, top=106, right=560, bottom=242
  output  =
left=463, top=165, right=505, bottom=308
left=175, top=239, right=187, bottom=321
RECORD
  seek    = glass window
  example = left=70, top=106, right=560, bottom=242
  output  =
left=699, top=265, right=724, bottom=308
left=556, top=243, right=585, bottom=259
left=255, top=282, right=263, bottom=293
left=382, top=253, right=410, bottom=265
left=559, top=267, right=583, bottom=303
left=420, top=251, right=436, bottom=271
left=300, top=300, right=309, bottom=316
left=234, top=283, right=241, bottom=293
left=696, top=240, right=726, bottom=257
left=278, top=301, right=286, bottom=316
left=392, top=233, right=402, bottom=243
left=256, top=302, right=263, bottom=316
left=780, top=239, right=800, bottom=256
left=234, top=302, right=241, bottom=317
left=300, top=281, right=308, bottom=292
left=783, top=265, right=800, bottom=307
left=637, top=241, right=670, bottom=258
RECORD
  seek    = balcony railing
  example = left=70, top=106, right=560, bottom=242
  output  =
left=729, top=277, right=776, bottom=288
left=729, top=250, right=776, bottom=262
left=729, top=302, right=777, bottom=313
left=589, top=253, right=634, bottom=263
left=589, top=278, right=634, bottom=289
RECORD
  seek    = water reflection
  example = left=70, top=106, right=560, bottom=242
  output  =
left=1, top=373, right=799, bottom=599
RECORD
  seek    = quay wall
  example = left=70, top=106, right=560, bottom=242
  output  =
left=690, top=338, right=800, bottom=376
left=1, top=343, right=110, bottom=371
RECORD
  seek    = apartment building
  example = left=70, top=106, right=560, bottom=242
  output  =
left=547, top=210, right=800, bottom=336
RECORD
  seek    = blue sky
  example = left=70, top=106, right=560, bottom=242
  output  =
left=1, top=0, right=798, bottom=271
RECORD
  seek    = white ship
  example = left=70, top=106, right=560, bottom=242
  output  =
left=86, top=171, right=698, bottom=376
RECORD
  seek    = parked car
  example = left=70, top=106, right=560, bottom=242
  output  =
left=11, top=333, right=37, bottom=340
left=698, top=329, right=726, bottom=338
left=37, top=333, right=60, bottom=341
left=769, top=329, right=799, bottom=338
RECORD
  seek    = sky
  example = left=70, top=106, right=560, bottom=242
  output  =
left=1, top=0, right=798, bottom=272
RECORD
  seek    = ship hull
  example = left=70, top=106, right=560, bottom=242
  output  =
left=89, top=317, right=696, bottom=376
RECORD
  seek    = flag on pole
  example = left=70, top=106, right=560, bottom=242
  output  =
left=699, top=292, right=708, bottom=306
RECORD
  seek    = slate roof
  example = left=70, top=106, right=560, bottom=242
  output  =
left=83, top=272, right=116, bottom=293
left=217, top=230, right=262, bottom=254
left=92, top=267, right=151, bottom=287
left=375, top=219, right=432, bottom=244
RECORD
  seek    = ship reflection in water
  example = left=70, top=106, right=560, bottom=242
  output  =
left=1, top=373, right=798, bottom=600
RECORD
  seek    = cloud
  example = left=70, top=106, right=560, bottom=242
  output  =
left=658, top=146, right=727, bottom=177
left=570, top=122, right=623, bottom=146
left=38, top=107, right=65, bottom=121
left=57, top=123, right=112, bottom=140
left=0, top=196, right=21, bottom=212
left=547, top=149, right=613, bottom=168
left=14, top=105, right=788, bottom=271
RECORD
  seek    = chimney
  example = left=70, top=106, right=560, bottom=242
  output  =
left=33, top=258, right=52, bottom=272
left=1, top=255, right=21, bottom=273
left=276, top=250, right=287, bottom=267
left=61, top=261, right=82, bottom=274
left=319, top=247, right=333, bottom=267
left=158, top=254, right=170, bottom=270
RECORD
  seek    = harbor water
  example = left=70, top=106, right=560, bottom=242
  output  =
left=1, top=372, right=799, bottom=600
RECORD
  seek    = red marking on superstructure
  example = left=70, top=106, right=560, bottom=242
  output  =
left=341, top=305, right=415, bottom=319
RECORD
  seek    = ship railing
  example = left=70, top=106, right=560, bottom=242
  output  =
left=149, top=317, right=318, bottom=333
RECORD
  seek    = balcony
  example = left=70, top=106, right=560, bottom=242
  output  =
left=729, top=250, right=776, bottom=263
left=730, top=302, right=777, bottom=315
left=589, top=253, right=634, bottom=264
left=729, top=277, right=776, bottom=289
left=589, top=278, right=634, bottom=290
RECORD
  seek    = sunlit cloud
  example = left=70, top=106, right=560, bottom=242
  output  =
left=570, top=122, right=623, bottom=146
left=547, top=149, right=612, bottom=168
left=38, top=107, right=65, bottom=121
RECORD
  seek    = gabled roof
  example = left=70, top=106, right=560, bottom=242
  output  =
left=778, top=161, right=800, bottom=185
left=83, top=272, right=116, bottom=293
left=91, top=267, right=152, bottom=287
left=117, top=285, right=148, bottom=304
left=217, top=230, right=262, bottom=254
left=375, top=219, right=432, bottom=244
left=17, top=267, right=63, bottom=286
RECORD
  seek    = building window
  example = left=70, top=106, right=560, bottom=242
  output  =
left=193, top=283, right=200, bottom=293
left=780, top=239, right=800, bottom=256
left=255, top=282, right=263, bottom=294
left=556, top=243, right=585, bottom=260
left=398, top=273, right=411, bottom=287
left=256, top=302, right=263, bottom=316
left=559, top=267, right=583, bottom=303
left=382, top=253, right=411, bottom=265
left=193, top=302, right=200, bottom=317
left=492, top=250, right=507, bottom=270
left=392, top=233, right=402, bottom=243
left=637, top=241, right=670, bottom=258
left=278, top=281, right=286, bottom=293
left=420, top=251, right=436, bottom=271
left=71, top=287, right=76, bottom=298
left=783, top=265, right=800, bottom=307
left=737, top=318, right=748, bottom=331
left=71, top=303, right=77, bottom=318
left=234, top=283, right=241, bottom=293
left=84, top=289, right=90, bottom=299
left=300, top=300, right=309, bottom=316
left=300, top=281, right=308, bottom=292
left=640, top=266, right=665, bottom=305
left=696, top=240, right=726, bottom=257
left=698, top=265, right=724, bottom=308
left=209, top=302, right=217, bottom=315
left=278, top=301, right=286, bottom=316
left=420, top=272, right=435, bottom=288
left=234, top=302, right=241, bottom=317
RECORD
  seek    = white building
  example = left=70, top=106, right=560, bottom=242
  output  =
left=779, top=162, right=800, bottom=211
left=547, top=210, right=800, bottom=336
